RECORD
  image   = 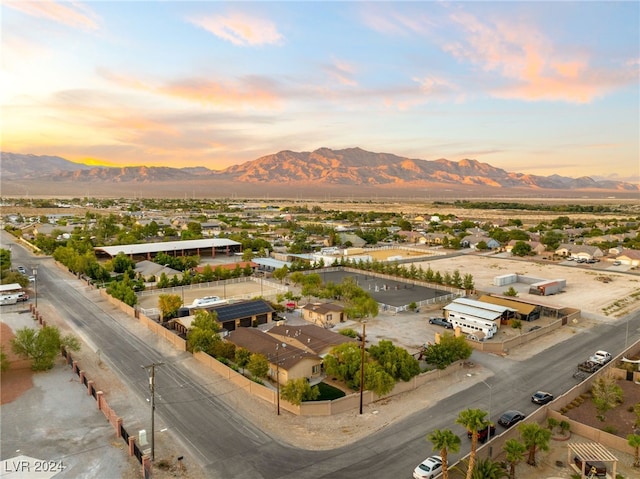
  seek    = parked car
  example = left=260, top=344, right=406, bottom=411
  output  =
left=413, top=455, right=443, bottom=479
left=428, top=317, right=453, bottom=329
left=589, top=351, right=612, bottom=365
left=467, top=424, right=496, bottom=443
left=531, top=391, right=554, bottom=405
left=16, top=292, right=29, bottom=302
left=17, top=266, right=26, bottom=274
left=612, top=261, right=622, bottom=266
left=498, top=410, right=525, bottom=428
left=573, top=456, right=607, bottom=477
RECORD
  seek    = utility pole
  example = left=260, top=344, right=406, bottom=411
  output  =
left=359, top=321, right=367, bottom=415
left=142, top=362, right=164, bottom=461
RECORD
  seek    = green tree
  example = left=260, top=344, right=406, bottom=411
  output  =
left=272, top=266, right=289, bottom=283
left=323, top=342, right=365, bottom=389
left=247, top=353, right=269, bottom=380
left=591, top=373, right=624, bottom=421
left=368, top=340, right=420, bottom=382
left=463, top=274, right=475, bottom=292
left=280, top=378, right=320, bottom=405
left=235, top=347, right=252, bottom=375
left=470, top=458, right=507, bottom=479
left=362, top=362, right=395, bottom=396
left=511, top=241, right=532, bottom=257
left=0, top=248, right=11, bottom=270
left=422, top=333, right=473, bottom=370
left=541, top=230, right=564, bottom=250
left=427, top=429, right=460, bottom=479
left=517, top=422, right=551, bottom=466
left=511, top=319, right=522, bottom=334
left=289, top=271, right=306, bottom=287
left=112, top=252, right=135, bottom=274
left=158, top=293, right=183, bottom=322
left=503, top=438, right=527, bottom=479
left=456, top=408, right=489, bottom=479
left=0, top=346, right=9, bottom=372
left=503, top=286, right=518, bottom=297
left=627, top=434, right=640, bottom=467
left=11, top=325, right=81, bottom=371
left=186, top=310, right=220, bottom=354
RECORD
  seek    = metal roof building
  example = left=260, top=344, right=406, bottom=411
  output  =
left=94, top=238, right=241, bottom=260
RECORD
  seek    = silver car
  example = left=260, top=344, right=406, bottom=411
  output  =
left=413, top=455, right=443, bottom=479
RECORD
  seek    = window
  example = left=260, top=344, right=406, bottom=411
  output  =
left=312, top=364, right=320, bottom=374
left=326, top=314, right=332, bottom=322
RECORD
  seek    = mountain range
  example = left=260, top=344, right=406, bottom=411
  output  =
left=1, top=148, right=638, bottom=198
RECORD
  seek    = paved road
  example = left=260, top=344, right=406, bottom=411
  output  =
left=5, top=233, right=640, bottom=478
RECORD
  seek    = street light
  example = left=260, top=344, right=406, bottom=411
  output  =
left=32, top=266, right=38, bottom=308
left=275, top=343, right=286, bottom=415
left=359, top=320, right=367, bottom=415
left=481, top=379, right=492, bottom=424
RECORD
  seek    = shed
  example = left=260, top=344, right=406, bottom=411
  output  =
left=0, top=283, right=22, bottom=294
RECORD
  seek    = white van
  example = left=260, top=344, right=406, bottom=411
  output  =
left=191, top=296, right=226, bottom=308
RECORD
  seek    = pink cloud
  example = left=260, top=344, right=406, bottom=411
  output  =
left=323, top=59, right=358, bottom=87
left=188, top=12, right=283, bottom=46
left=5, top=0, right=99, bottom=31
left=99, top=69, right=281, bottom=109
left=444, top=11, right=635, bottom=103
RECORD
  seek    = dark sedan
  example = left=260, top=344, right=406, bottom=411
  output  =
left=428, top=317, right=453, bottom=329
left=531, top=391, right=554, bottom=405
left=498, top=410, right=525, bottom=428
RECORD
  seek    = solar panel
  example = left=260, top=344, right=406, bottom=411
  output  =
left=208, top=300, right=274, bottom=321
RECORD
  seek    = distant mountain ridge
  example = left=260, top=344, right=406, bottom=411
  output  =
left=1, top=148, right=638, bottom=192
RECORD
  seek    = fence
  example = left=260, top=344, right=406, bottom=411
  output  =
left=193, top=350, right=465, bottom=416
left=46, top=302, right=151, bottom=479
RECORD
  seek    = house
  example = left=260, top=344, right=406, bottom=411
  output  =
left=397, top=231, right=426, bottom=244
left=461, top=235, right=500, bottom=250
left=266, top=323, right=356, bottom=357
left=337, top=232, right=366, bottom=248
left=135, top=260, right=182, bottom=281
left=171, top=299, right=276, bottom=336
left=300, top=302, right=345, bottom=328
left=505, top=240, right=546, bottom=255
left=555, top=244, right=603, bottom=260
left=226, top=327, right=322, bottom=384
left=423, top=233, right=451, bottom=245
left=615, top=249, right=640, bottom=267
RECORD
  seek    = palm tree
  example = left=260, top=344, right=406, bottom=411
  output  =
left=470, top=458, right=507, bottom=479
left=517, top=423, right=551, bottom=466
left=428, top=429, right=461, bottom=479
left=503, top=438, right=527, bottom=479
left=628, top=434, right=640, bottom=467
left=456, top=408, right=489, bottom=479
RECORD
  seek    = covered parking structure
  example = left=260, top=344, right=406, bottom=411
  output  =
left=567, top=442, right=617, bottom=478
left=94, top=238, right=242, bottom=261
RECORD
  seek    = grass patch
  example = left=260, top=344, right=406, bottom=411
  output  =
left=311, top=381, right=347, bottom=401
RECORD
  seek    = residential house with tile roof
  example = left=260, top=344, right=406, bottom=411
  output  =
left=226, top=327, right=323, bottom=384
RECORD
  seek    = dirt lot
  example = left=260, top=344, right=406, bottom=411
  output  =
left=411, top=252, right=640, bottom=319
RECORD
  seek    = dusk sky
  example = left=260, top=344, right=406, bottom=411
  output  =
left=2, top=1, right=639, bottom=181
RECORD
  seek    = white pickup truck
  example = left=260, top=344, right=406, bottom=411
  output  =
left=589, top=350, right=612, bottom=365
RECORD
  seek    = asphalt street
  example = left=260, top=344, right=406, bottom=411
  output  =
left=4, top=233, right=640, bottom=479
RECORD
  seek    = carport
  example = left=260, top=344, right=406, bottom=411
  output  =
left=567, top=442, right=617, bottom=478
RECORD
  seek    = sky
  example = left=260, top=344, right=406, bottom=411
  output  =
left=2, top=1, right=639, bottom=181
